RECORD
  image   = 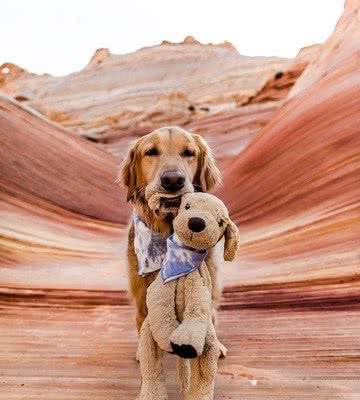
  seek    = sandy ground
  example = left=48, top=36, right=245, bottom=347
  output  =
left=1, top=300, right=359, bottom=399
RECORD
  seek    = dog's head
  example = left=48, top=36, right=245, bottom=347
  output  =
left=120, top=127, right=221, bottom=211
left=173, top=193, right=240, bottom=261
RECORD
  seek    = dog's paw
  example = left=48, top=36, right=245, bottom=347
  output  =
left=218, top=341, right=228, bottom=359
left=171, top=341, right=198, bottom=359
left=135, top=347, right=140, bottom=362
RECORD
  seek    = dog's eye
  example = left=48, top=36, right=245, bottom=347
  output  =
left=185, top=204, right=190, bottom=210
left=218, top=219, right=224, bottom=227
left=181, top=149, right=195, bottom=158
left=145, top=147, right=159, bottom=156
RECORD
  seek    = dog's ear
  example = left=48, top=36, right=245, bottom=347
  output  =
left=223, top=219, right=240, bottom=261
left=192, top=134, right=222, bottom=192
left=118, top=140, right=139, bottom=202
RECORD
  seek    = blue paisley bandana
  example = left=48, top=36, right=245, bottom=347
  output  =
left=133, top=213, right=207, bottom=283
left=133, top=213, right=168, bottom=276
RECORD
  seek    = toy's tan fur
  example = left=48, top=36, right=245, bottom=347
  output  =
left=137, top=193, right=240, bottom=400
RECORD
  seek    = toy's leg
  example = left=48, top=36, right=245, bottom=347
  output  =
left=185, top=328, right=219, bottom=400
left=138, top=318, right=168, bottom=400
left=176, top=358, right=191, bottom=395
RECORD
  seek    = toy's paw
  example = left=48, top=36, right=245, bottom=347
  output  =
left=218, top=341, right=228, bottom=358
left=171, top=342, right=198, bottom=359
left=170, top=320, right=206, bottom=358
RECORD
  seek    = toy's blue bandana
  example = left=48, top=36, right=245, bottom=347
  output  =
left=133, top=213, right=208, bottom=283
left=161, top=234, right=208, bottom=284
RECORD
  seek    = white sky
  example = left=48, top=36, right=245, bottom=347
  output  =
left=1, top=0, right=344, bottom=76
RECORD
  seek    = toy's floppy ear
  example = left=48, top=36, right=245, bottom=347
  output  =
left=223, top=219, right=240, bottom=261
left=118, top=140, right=139, bottom=202
left=192, top=134, right=222, bottom=192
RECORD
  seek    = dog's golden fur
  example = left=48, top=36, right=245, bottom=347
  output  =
left=120, top=126, right=222, bottom=334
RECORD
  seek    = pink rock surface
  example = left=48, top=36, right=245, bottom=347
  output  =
left=219, top=0, right=360, bottom=291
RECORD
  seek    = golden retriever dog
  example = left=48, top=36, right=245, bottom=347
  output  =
left=120, top=126, right=227, bottom=356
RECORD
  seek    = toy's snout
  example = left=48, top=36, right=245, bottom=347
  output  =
left=188, top=217, right=206, bottom=233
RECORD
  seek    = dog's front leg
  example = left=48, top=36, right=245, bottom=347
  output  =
left=205, top=243, right=228, bottom=358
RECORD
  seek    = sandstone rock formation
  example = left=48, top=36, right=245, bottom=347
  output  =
left=0, top=1, right=359, bottom=399
left=0, top=37, right=313, bottom=141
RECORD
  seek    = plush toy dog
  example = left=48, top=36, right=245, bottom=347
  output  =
left=137, top=192, right=240, bottom=400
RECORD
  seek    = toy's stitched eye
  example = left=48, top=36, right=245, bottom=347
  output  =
left=218, top=219, right=224, bottom=227
left=145, top=147, right=159, bottom=156
left=185, top=204, right=190, bottom=210
left=181, top=149, right=195, bottom=158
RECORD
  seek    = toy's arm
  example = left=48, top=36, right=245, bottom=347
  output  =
left=146, top=274, right=179, bottom=353
left=183, top=269, right=210, bottom=321
left=170, top=268, right=210, bottom=358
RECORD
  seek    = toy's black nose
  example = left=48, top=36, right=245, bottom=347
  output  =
left=161, top=171, right=185, bottom=193
left=188, top=217, right=205, bottom=233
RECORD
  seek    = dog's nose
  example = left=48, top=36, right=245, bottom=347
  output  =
left=188, top=217, right=206, bottom=233
left=161, top=171, right=185, bottom=192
